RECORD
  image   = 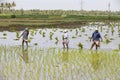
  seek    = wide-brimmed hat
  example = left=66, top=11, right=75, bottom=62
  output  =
left=64, top=30, right=68, bottom=33
left=25, top=28, right=28, bottom=30
left=95, top=28, right=98, bottom=31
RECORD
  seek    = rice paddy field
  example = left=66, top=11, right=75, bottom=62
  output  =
left=0, top=22, right=120, bottom=80
left=0, top=22, right=120, bottom=49
left=0, top=46, right=120, bottom=80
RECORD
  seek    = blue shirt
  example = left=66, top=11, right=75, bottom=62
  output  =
left=92, top=32, right=101, bottom=41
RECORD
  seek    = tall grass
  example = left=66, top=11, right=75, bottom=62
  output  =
left=0, top=46, right=120, bottom=80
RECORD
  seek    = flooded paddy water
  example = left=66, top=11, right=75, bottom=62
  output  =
left=0, top=22, right=120, bottom=80
left=0, top=22, right=120, bottom=49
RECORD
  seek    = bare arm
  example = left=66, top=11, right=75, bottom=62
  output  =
left=19, top=31, right=24, bottom=38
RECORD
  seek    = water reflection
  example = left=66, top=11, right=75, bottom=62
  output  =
left=22, top=46, right=29, bottom=63
left=0, top=23, right=120, bottom=49
left=62, top=50, right=69, bottom=63
left=91, top=51, right=102, bottom=71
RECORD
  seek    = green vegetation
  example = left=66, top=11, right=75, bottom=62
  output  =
left=105, top=38, right=111, bottom=44
left=34, top=43, right=38, bottom=46
left=119, top=44, right=120, bottom=50
left=55, top=37, right=58, bottom=41
left=78, top=42, right=83, bottom=49
left=0, top=3, right=119, bottom=79
left=81, top=28, right=85, bottom=32
left=3, top=33, right=7, bottom=36
left=49, top=32, right=54, bottom=40
left=0, top=1, right=120, bottom=28
left=0, top=10, right=120, bottom=29
left=0, top=46, right=120, bottom=80
left=0, top=1, right=16, bottom=14
left=42, top=31, right=46, bottom=37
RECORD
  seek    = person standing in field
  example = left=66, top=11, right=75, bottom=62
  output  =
left=62, top=30, right=69, bottom=49
left=20, top=28, right=29, bottom=47
left=90, top=28, right=103, bottom=50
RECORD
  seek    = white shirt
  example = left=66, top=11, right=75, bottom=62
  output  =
left=63, top=33, right=69, bottom=39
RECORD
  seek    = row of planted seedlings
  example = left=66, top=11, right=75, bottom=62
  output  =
left=1, top=22, right=120, bottom=48
left=0, top=46, right=120, bottom=80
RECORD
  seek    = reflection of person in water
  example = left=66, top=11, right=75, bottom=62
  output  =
left=22, top=46, right=29, bottom=63
left=62, top=50, right=69, bottom=63
left=62, top=50, right=69, bottom=76
left=91, top=51, right=101, bottom=71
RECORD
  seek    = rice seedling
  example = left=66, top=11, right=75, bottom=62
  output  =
left=34, top=43, right=38, bottom=46
left=55, top=37, right=58, bottom=41
left=16, top=32, right=19, bottom=38
left=75, top=28, right=79, bottom=35
left=55, top=41, right=58, bottom=45
left=104, top=34, right=108, bottom=39
left=70, top=29, right=72, bottom=32
left=118, top=44, right=120, bottom=50
left=0, top=46, right=120, bottom=80
left=42, top=32, right=46, bottom=37
left=2, top=36, right=7, bottom=39
left=55, top=37, right=59, bottom=44
left=106, top=29, right=109, bottom=33
left=100, top=26, right=103, bottom=32
left=49, top=32, right=54, bottom=40
left=28, top=39, right=31, bottom=43
left=118, top=26, right=120, bottom=31
left=31, top=32, right=35, bottom=36
left=111, top=30, right=114, bottom=35
left=81, top=28, right=85, bottom=32
left=29, top=37, right=34, bottom=40
left=118, top=33, right=120, bottom=37
left=3, top=33, right=7, bottom=36
left=78, top=35, right=82, bottom=37
left=60, top=30, right=63, bottom=33
left=53, top=29, right=57, bottom=32
left=72, top=36, right=77, bottom=38
left=13, top=38, right=19, bottom=41
left=39, top=30, right=42, bottom=34
left=78, top=42, right=83, bottom=49
left=110, top=38, right=114, bottom=40
left=104, top=38, right=111, bottom=44
left=84, top=34, right=88, bottom=36
left=118, top=29, right=120, bottom=33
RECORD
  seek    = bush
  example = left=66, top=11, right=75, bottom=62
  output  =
left=11, top=15, right=16, bottom=18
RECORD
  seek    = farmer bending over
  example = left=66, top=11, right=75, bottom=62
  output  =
left=62, top=30, right=69, bottom=49
left=20, top=28, right=29, bottom=47
left=90, top=28, right=103, bottom=50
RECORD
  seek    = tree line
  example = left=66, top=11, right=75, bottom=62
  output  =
left=0, top=1, right=16, bottom=13
left=0, top=1, right=120, bottom=16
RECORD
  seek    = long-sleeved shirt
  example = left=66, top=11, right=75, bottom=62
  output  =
left=21, top=30, right=29, bottom=40
left=92, top=32, right=101, bottom=41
